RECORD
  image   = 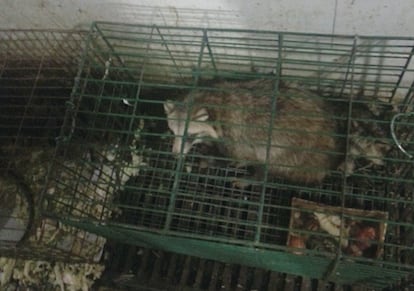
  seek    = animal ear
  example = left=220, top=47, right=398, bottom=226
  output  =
left=164, top=100, right=175, bottom=115
left=193, top=108, right=209, bottom=122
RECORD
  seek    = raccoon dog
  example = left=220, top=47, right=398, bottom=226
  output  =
left=164, top=79, right=340, bottom=184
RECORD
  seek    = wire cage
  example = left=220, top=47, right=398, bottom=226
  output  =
left=0, top=29, right=107, bottom=289
left=42, top=22, right=414, bottom=288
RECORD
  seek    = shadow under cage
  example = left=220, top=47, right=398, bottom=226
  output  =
left=42, top=22, right=414, bottom=288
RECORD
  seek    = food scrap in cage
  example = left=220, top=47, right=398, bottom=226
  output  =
left=287, top=198, right=388, bottom=258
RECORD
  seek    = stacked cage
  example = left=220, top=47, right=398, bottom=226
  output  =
left=42, top=22, right=414, bottom=288
left=0, top=30, right=106, bottom=289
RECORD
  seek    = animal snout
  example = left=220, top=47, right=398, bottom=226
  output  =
left=171, top=137, right=190, bottom=157
left=172, top=140, right=182, bottom=155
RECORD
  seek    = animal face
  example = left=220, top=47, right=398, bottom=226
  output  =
left=164, top=100, right=219, bottom=156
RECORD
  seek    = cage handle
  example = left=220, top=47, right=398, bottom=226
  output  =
left=390, top=112, right=414, bottom=159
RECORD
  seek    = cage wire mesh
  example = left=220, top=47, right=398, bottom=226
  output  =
left=0, top=29, right=107, bottom=289
left=42, top=22, right=414, bottom=288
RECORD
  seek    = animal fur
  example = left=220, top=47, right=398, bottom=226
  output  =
left=164, top=79, right=341, bottom=184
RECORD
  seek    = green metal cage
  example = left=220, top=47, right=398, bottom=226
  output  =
left=0, top=29, right=90, bottom=261
left=42, top=22, right=414, bottom=288
left=0, top=29, right=108, bottom=289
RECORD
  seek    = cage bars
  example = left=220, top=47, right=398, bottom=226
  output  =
left=39, top=22, right=414, bottom=288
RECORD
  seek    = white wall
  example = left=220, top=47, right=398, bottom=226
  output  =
left=0, top=0, right=413, bottom=36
